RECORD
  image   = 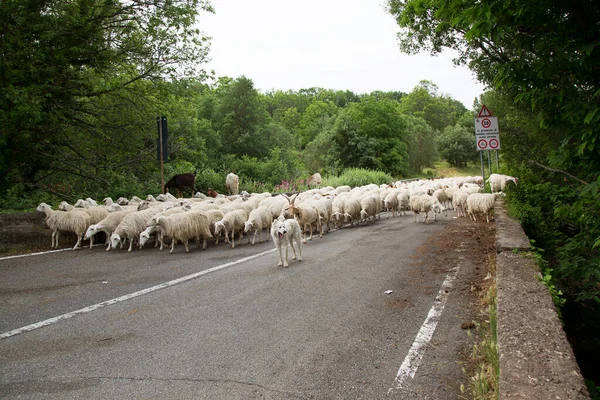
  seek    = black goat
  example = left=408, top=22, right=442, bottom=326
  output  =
left=164, top=173, right=196, bottom=197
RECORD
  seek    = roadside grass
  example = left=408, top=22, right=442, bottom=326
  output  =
left=462, top=254, right=499, bottom=399
left=423, top=161, right=481, bottom=179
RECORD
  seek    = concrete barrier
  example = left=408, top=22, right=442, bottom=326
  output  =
left=494, top=200, right=590, bottom=399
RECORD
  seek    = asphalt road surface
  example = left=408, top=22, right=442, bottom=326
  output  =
left=0, top=211, right=490, bottom=399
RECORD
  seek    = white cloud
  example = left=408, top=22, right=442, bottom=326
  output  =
left=198, top=0, right=486, bottom=109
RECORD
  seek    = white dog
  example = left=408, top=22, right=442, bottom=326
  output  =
left=270, top=217, right=303, bottom=267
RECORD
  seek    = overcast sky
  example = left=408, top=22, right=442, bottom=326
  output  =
left=197, top=0, right=487, bottom=109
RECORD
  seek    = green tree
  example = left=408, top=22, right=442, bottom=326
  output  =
left=213, top=76, right=270, bottom=159
left=331, top=97, right=409, bottom=175
left=435, top=124, right=478, bottom=167
left=399, top=81, right=466, bottom=132
left=298, top=100, right=339, bottom=148
left=0, top=0, right=213, bottom=200
left=404, top=115, right=438, bottom=173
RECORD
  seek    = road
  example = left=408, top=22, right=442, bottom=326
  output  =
left=0, top=212, right=491, bottom=399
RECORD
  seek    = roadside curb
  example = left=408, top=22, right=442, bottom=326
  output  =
left=494, top=200, right=590, bottom=399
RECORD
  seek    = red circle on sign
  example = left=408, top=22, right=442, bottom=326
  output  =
left=478, top=139, right=487, bottom=149
left=481, top=118, right=491, bottom=128
left=489, top=139, right=499, bottom=149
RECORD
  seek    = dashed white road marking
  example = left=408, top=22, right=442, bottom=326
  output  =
left=389, top=266, right=460, bottom=393
left=0, top=248, right=276, bottom=340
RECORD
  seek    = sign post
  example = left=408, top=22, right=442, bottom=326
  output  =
left=157, top=116, right=169, bottom=194
left=474, top=105, right=500, bottom=186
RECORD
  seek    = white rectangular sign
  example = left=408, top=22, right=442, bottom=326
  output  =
left=474, top=116, right=500, bottom=151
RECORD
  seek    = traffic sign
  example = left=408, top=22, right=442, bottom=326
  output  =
left=474, top=109, right=500, bottom=151
left=477, top=104, right=493, bottom=117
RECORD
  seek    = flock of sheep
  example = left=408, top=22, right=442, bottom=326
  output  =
left=35, top=173, right=518, bottom=255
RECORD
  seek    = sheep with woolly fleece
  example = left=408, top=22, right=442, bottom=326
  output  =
left=410, top=195, right=445, bottom=224
left=58, top=201, right=75, bottom=211
left=282, top=194, right=322, bottom=242
left=155, top=210, right=213, bottom=253
left=307, top=172, right=322, bottom=188
left=110, top=208, right=163, bottom=252
left=84, top=210, right=136, bottom=251
left=452, top=190, right=470, bottom=218
left=396, top=190, right=410, bottom=216
left=259, top=195, right=289, bottom=219
left=214, top=209, right=248, bottom=248
left=36, top=203, right=91, bottom=250
left=226, top=172, right=240, bottom=195
left=359, top=194, right=381, bottom=224
left=466, top=192, right=504, bottom=223
left=343, top=198, right=362, bottom=227
left=432, top=189, right=450, bottom=217
left=313, top=196, right=333, bottom=233
left=116, top=197, right=130, bottom=205
left=487, top=173, right=518, bottom=193
left=384, top=189, right=400, bottom=218
left=103, top=197, right=114, bottom=206
left=331, top=196, right=347, bottom=229
left=243, top=206, right=273, bottom=245
left=203, top=209, right=226, bottom=245
left=139, top=207, right=187, bottom=249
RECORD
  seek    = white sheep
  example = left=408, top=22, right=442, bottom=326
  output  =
left=331, top=195, right=347, bottom=229
left=396, top=190, right=411, bottom=216
left=313, top=196, right=333, bottom=233
left=155, top=210, right=213, bottom=253
left=307, top=172, right=322, bottom=188
left=84, top=210, right=136, bottom=251
left=343, top=198, right=362, bottom=227
left=410, top=195, right=445, bottom=224
left=260, top=195, right=290, bottom=219
left=384, top=189, right=400, bottom=218
left=282, top=194, right=321, bottom=242
left=110, top=208, right=162, bottom=251
left=214, top=209, right=248, bottom=248
left=452, top=190, right=470, bottom=218
left=139, top=207, right=187, bottom=250
left=359, top=194, right=381, bottom=224
left=226, top=172, right=240, bottom=195
left=243, top=206, right=273, bottom=245
left=466, top=192, right=504, bottom=223
left=203, top=209, right=225, bottom=245
left=36, top=203, right=91, bottom=250
left=487, top=174, right=518, bottom=193
left=432, top=189, right=450, bottom=217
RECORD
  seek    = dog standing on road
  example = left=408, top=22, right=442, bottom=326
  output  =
left=270, top=217, right=303, bottom=267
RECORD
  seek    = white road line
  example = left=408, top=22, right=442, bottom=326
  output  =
left=0, top=244, right=106, bottom=261
left=389, top=266, right=460, bottom=393
left=0, top=247, right=74, bottom=261
left=0, top=248, right=276, bottom=340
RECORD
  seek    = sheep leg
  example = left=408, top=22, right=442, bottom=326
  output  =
left=73, top=236, right=82, bottom=250
left=170, top=239, right=176, bottom=254
left=202, top=238, right=207, bottom=250
left=184, top=240, right=190, bottom=252
left=230, top=230, right=235, bottom=249
left=55, top=231, right=60, bottom=248
left=51, top=230, right=57, bottom=248
left=89, top=235, right=94, bottom=250
left=251, top=230, right=257, bottom=245
left=128, top=239, right=134, bottom=252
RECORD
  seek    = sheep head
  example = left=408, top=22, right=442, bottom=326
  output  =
left=109, top=233, right=121, bottom=249
left=84, top=224, right=98, bottom=239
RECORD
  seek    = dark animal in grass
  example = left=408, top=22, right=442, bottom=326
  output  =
left=165, top=173, right=196, bottom=197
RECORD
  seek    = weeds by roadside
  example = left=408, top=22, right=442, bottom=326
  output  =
left=462, top=254, right=499, bottom=399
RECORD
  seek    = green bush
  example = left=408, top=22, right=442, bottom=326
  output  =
left=324, top=168, right=394, bottom=188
